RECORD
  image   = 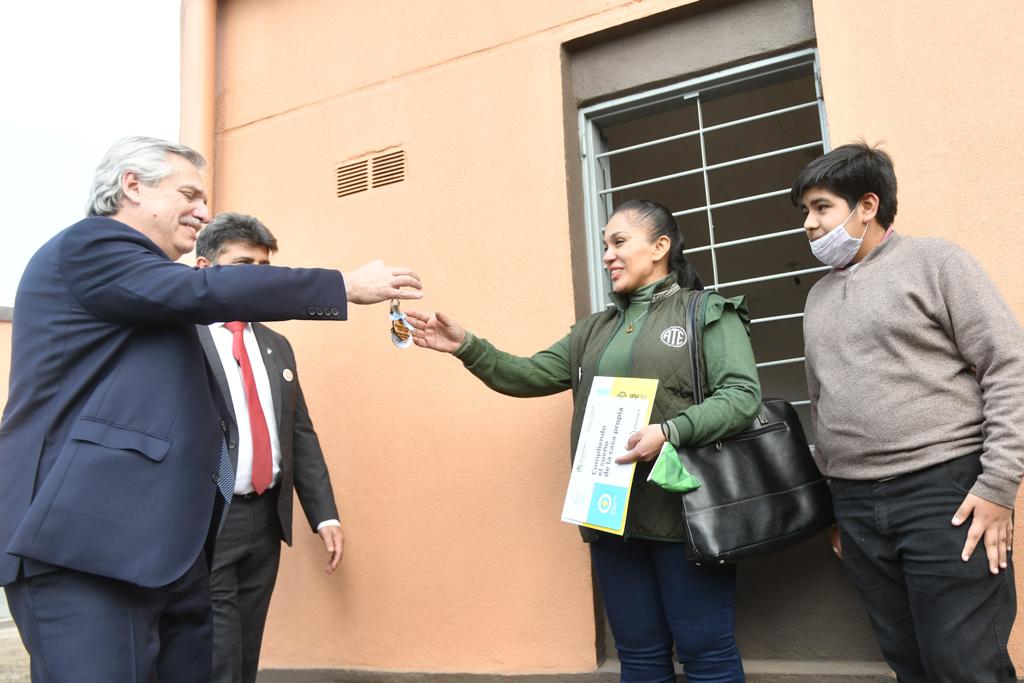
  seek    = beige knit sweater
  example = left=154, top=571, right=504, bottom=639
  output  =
left=803, top=232, right=1024, bottom=508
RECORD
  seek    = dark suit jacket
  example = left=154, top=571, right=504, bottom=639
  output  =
left=0, top=216, right=346, bottom=588
left=198, top=323, right=338, bottom=544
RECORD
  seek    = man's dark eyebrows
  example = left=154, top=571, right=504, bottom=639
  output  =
left=802, top=197, right=831, bottom=210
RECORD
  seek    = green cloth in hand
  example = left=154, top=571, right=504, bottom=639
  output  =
left=647, top=442, right=702, bottom=493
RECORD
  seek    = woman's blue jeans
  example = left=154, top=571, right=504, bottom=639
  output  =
left=590, top=534, right=745, bottom=683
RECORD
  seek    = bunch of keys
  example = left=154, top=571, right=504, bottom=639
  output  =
left=389, top=300, right=413, bottom=349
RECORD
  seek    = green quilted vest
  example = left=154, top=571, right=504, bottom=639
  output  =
left=568, top=278, right=707, bottom=542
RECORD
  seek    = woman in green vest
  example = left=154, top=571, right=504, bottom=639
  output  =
left=406, top=199, right=760, bottom=683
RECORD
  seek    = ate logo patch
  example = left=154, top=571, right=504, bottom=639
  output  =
left=660, top=326, right=687, bottom=348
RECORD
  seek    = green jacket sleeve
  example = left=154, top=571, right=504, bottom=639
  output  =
left=666, top=294, right=762, bottom=447
left=453, top=330, right=573, bottom=397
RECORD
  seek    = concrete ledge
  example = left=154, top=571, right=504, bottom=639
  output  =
left=258, top=659, right=896, bottom=682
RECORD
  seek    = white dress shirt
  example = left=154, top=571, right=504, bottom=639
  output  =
left=208, top=323, right=339, bottom=532
left=209, top=322, right=283, bottom=494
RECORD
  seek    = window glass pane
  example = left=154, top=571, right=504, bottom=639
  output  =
left=706, top=147, right=819, bottom=206
left=703, top=104, right=822, bottom=164
left=718, top=268, right=826, bottom=319
left=714, top=232, right=820, bottom=285
left=609, top=173, right=707, bottom=218
left=756, top=363, right=809, bottom=407
left=709, top=193, right=803, bottom=245
left=749, top=317, right=804, bottom=365
left=601, top=100, right=699, bottom=152
left=700, top=66, right=817, bottom=128
left=603, top=136, right=703, bottom=186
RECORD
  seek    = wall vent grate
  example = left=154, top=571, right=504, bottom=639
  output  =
left=335, top=148, right=405, bottom=198
left=371, top=150, right=406, bottom=188
left=335, top=159, right=369, bottom=197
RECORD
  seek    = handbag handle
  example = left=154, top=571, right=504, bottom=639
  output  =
left=686, top=289, right=709, bottom=406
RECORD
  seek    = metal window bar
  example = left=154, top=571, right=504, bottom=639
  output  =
left=697, top=60, right=819, bottom=98
left=586, top=61, right=821, bottom=139
left=750, top=312, right=804, bottom=325
left=695, top=96, right=719, bottom=287
left=582, top=49, right=819, bottom=119
left=756, top=356, right=805, bottom=369
left=714, top=265, right=831, bottom=291
left=595, top=100, right=821, bottom=161
left=672, top=188, right=792, bottom=218
left=598, top=139, right=823, bottom=197
left=684, top=227, right=805, bottom=255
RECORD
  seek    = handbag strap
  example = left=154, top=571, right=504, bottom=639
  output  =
left=686, top=289, right=709, bottom=406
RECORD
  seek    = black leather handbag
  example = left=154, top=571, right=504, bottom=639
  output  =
left=678, top=290, right=834, bottom=563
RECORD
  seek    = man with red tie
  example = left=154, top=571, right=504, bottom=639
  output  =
left=195, top=212, right=343, bottom=683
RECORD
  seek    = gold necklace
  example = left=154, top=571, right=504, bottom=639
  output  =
left=625, top=307, right=649, bottom=334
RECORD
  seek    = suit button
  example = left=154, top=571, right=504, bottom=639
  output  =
left=228, top=441, right=236, bottom=450
left=212, top=473, right=220, bottom=484
left=331, top=308, right=340, bottom=316
left=316, top=307, right=324, bottom=316
left=220, top=420, right=226, bottom=431
left=307, top=306, right=316, bottom=316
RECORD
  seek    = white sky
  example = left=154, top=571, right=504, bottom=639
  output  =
left=0, top=1, right=181, bottom=307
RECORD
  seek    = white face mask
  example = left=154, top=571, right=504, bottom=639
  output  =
left=809, top=206, right=868, bottom=268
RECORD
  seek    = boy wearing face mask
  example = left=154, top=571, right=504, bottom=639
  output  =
left=792, top=142, right=1024, bottom=683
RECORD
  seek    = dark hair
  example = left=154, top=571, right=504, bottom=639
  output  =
left=196, top=212, right=279, bottom=261
left=790, top=142, right=898, bottom=228
left=610, top=199, right=704, bottom=291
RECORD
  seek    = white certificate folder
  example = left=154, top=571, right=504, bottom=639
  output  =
left=560, top=376, right=659, bottom=535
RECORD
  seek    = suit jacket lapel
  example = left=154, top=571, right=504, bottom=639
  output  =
left=197, top=325, right=237, bottom=426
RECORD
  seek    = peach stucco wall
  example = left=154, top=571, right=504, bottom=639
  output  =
left=812, top=0, right=1024, bottom=661
left=213, top=0, right=695, bottom=674
left=207, top=0, right=1024, bottom=674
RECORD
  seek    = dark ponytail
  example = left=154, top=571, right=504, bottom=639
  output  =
left=611, top=199, right=704, bottom=291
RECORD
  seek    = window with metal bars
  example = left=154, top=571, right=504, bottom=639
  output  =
left=578, top=49, right=829, bottom=439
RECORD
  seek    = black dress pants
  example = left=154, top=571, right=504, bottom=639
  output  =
left=832, top=452, right=1017, bottom=683
left=210, top=489, right=282, bottom=683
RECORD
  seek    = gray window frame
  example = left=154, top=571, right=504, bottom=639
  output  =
left=578, top=48, right=831, bottom=323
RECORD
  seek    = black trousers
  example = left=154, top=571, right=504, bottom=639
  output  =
left=210, top=489, right=282, bottom=683
left=832, top=452, right=1017, bottom=683
left=5, top=552, right=212, bottom=683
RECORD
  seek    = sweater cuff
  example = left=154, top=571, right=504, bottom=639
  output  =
left=453, top=330, right=480, bottom=361
left=666, top=414, right=695, bottom=448
left=969, top=474, right=1020, bottom=510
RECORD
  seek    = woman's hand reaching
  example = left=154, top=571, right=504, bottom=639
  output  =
left=405, top=310, right=467, bottom=354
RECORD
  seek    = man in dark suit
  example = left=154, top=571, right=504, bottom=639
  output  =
left=194, top=213, right=343, bottom=683
left=0, top=136, right=421, bottom=682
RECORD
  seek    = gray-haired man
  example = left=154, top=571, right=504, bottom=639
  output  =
left=0, top=137, right=420, bottom=681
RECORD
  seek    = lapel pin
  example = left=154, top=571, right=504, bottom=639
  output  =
left=266, top=347, right=273, bottom=355
left=282, top=368, right=294, bottom=382
left=390, top=300, right=413, bottom=349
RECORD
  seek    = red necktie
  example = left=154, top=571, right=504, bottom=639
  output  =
left=224, top=321, right=272, bottom=494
